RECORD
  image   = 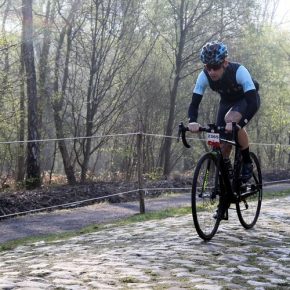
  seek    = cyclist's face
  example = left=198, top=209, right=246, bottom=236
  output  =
left=205, top=61, right=227, bottom=81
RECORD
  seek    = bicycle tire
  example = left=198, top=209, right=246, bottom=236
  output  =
left=236, top=152, right=262, bottom=229
left=191, top=153, right=222, bottom=241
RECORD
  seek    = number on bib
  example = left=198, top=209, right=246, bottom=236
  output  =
left=207, top=133, right=220, bottom=147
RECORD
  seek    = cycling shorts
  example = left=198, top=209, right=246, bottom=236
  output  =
left=216, top=93, right=260, bottom=130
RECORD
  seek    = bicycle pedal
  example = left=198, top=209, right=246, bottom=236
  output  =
left=251, top=184, right=258, bottom=191
left=213, top=211, right=228, bottom=220
left=219, top=214, right=228, bottom=220
left=240, top=184, right=247, bottom=191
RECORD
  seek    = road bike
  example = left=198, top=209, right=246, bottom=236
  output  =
left=178, top=122, right=262, bottom=241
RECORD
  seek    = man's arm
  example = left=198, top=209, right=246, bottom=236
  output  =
left=236, top=65, right=260, bottom=126
left=188, top=70, right=208, bottom=122
left=242, top=89, right=260, bottom=126
left=188, top=93, right=203, bottom=122
left=188, top=71, right=208, bottom=132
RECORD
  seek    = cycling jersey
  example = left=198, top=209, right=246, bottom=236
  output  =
left=193, top=62, right=257, bottom=102
left=188, top=62, right=260, bottom=127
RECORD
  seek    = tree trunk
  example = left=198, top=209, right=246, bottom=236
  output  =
left=162, top=1, right=186, bottom=176
left=38, top=0, right=52, bottom=129
left=22, top=0, right=41, bottom=188
left=17, top=35, right=26, bottom=182
left=162, top=74, right=181, bottom=177
left=80, top=121, right=93, bottom=182
left=0, top=0, right=25, bottom=181
left=52, top=23, right=76, bottom=185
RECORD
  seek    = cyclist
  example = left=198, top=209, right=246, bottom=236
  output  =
left=188, top=41, right=260, bottom=182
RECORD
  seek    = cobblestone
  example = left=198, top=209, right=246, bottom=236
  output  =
left=0, top=196, right=289, bottom=289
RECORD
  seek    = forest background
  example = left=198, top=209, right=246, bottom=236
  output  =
left=0, top=0, right=290, bottom=190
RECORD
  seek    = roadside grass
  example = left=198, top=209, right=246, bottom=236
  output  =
left=0, top=188, right=289, bottom=252
left=263, top=188, right=290, bottom=199
left=0, top=206, right=191, bottom=252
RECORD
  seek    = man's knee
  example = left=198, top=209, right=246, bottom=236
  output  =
left=224, top=111, right=242, bottom=123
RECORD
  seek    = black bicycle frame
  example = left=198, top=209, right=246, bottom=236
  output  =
left=177, top=121, right=243, bottom=204
left=219, top=123, right=242, bottom=203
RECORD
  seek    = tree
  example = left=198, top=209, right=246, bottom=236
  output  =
left=236, top=25, right=290, bottom=169
left=22, top=0, right=41, bottom=188
left=70, top=0, right=155, bottom=182
left=17, top=24, right=26, bottom=182
left=0, top=0, right=289, bottom=186
left=155, top=0, right=258, bottom=176
left=50, top=0, right=79, bottom=184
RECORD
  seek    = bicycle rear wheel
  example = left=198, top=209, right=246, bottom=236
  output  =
left=236, top=152, right=262, bottom=229
left=191, top=153, right=222, bottom=241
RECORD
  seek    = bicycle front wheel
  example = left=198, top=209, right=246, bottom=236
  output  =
left=236, top=152, right=262, bottom=229
left=191, top=153, right=222, bottom=241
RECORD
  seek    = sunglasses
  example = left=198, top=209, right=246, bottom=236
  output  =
left=205, top=62, right=224, bottom=71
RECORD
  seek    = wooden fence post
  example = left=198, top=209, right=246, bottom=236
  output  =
left=137, top=132, right=145, bottom=214
left=288, top=133, right=290, bottom=164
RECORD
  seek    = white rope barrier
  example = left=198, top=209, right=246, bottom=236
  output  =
left=263, top=179, right=290, bottom=185
left=0, top=131, right=289, bottom=219
left=0, top=132, right=140, bottom=145
left=1, top=181, right=289, bottom=219
left=143, top=187, right=191, bottom=191
left=0, top=189, right=139, bottom=219
left=0, top=131, right=288, bottom=147
left=142, top=133, right=277, bottom=146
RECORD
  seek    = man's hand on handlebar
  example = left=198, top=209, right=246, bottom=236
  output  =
left=188, top=122, right=200, bottom=133
left=225, top=122, right=241, bottom=132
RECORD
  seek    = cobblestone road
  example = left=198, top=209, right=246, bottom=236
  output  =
left=0, top=195, right=289, bottom=290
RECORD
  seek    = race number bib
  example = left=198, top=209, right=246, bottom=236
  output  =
left=207, top=132, right=220, bottom=147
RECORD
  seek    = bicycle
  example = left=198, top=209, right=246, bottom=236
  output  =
left=178, top=122, right=262, bottom=241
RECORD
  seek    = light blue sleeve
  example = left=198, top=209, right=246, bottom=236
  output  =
left=236, top=65, right=256, bottom=92
left=193, top=71, right=209, bottom=95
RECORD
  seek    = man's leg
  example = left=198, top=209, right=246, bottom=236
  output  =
left=224, top=110, right=243, bottom=145
left=225, top=110, right=253, bottom=181
left=237, top=127, right=249, bottom=150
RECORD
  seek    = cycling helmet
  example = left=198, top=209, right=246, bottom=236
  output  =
left=200, top=41, right=228, bottom=65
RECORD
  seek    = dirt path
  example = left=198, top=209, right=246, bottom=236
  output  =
left=0, top=194, right=289, bottom=289
left=0, top=183, right=289, bottom=244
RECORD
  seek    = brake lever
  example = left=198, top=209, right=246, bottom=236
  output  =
left=177, top=122, right=191, bottom=148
